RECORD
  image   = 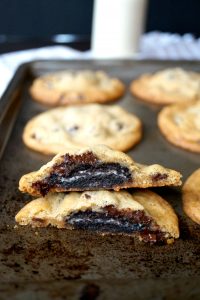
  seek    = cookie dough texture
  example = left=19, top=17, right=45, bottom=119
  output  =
left=15, top=189, right=179, bottom=240
left=19, top=145, right=182, bottom=196
left=158, top=100, right=200, bottom=153
left=23, top=104, right=142, bottom=154
left=30, top=70, right=125, bottom=106
left=182, top=168, right=200, bottom=224
left=130, top=68, right=200, bottom=104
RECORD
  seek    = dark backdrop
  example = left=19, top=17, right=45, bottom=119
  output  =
left=0, top=0, right=199, bottom=38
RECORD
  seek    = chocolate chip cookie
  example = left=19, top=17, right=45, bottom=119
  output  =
left=158, top=100, right=200, bottom=153
left=23, top=104, right=142, bottom=154
left=182, top=168, right=200, bottom=224
left=30, top=70, right=125, bottom=106
left=15, top=190, right=179, bottom=244
left=130, top=68, right=200, bottom=105
left=19, top=145, right=182, bottom=196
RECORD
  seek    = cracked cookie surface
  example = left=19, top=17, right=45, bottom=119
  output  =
left=158, top=100, right=200, bottom=153
left=130, top=68, right=200, bottom=105
left=30, top=70, right=125, bottom=106
left=23, top=104, right=142, bottom=154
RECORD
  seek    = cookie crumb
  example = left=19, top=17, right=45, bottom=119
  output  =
left=167, top=238, right=174, bottom=245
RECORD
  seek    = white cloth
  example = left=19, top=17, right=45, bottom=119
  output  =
left=140, top=32, right=200, bottom=60
left=0, top=46, right=90, bottom=97
left=1, top=32, right=200, bottom=98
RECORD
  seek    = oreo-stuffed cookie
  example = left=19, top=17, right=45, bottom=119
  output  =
left=19, top=145, right=182, bottom=196
left=15, top=190, right=179, bottom=244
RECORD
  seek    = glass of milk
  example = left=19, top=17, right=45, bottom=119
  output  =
left=92, top=0, right=148, bottom=58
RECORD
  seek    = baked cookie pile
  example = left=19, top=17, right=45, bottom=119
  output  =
left=16, top=145, right=181, bottom=244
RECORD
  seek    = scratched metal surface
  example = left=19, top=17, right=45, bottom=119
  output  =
left=0, top=60, right=200, bottom=300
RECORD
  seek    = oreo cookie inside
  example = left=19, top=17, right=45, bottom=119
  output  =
left=66, top=206, right=167, bottom=243
left=32, top=152, right=132, bottom=196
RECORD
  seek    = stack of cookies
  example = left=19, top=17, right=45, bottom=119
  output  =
left=16, top=145, right=181, bottom=244
left=17, top=67, right=200, bottom=240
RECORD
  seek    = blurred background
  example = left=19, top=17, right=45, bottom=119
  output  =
left=0, top=0, right=200, bottom=96
left=0, top=0, right=199, bottom=53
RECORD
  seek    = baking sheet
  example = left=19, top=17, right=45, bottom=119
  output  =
left=0, top=60, right=200, bottom=299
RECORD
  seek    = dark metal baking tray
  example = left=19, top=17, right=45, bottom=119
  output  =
left=0, top=60, right=200, bottom=300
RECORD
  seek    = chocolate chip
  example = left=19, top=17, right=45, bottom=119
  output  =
left=116, top=122, right=124, bottom=130
left=152, top=173, right=168, bottom=181
left=84, top=193, right=91, bottom=199
left=30, top=133, right=36, bottom=139
left=32, top=217, right=45, bottom=223
left=68, top=125, right=79, bottom=133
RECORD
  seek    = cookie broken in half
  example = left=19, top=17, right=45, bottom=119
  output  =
left=15, top=190, right=179, bottom=244
left=19, top=145, right=182, bottom=196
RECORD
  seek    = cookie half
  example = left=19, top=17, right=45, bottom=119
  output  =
left=130, top=68, right=200, bottom=105
left=30, top=70, right=125, bottom=106
left=23, top=104, right=142, bottom=154
left=19, top=145, right=182, bottom=196
left=158, top=100, right=200, bottom=153
left=15, top=190, right=179, bottom=244
left=182, top=168, right=200, bottom=224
